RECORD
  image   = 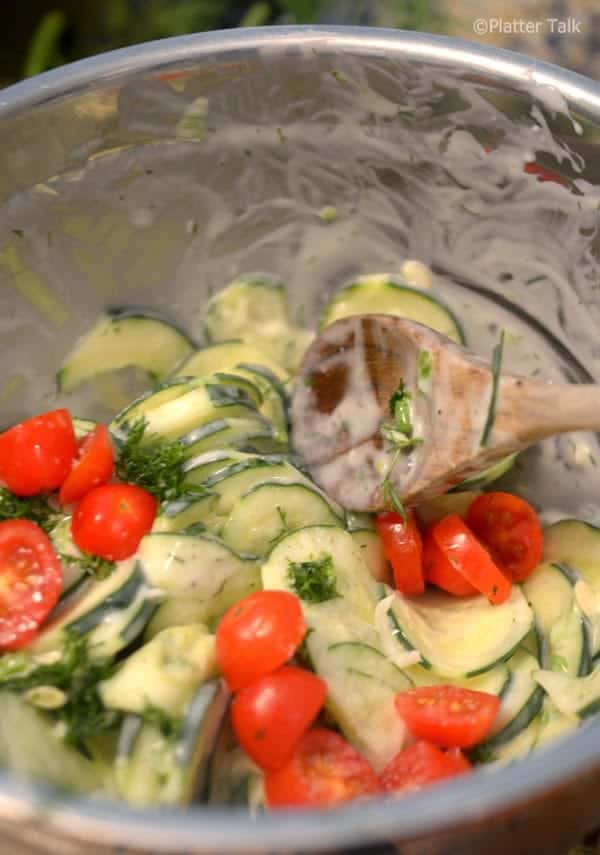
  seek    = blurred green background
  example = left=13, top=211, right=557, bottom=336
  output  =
left=4, top=0, right=599, bottom=87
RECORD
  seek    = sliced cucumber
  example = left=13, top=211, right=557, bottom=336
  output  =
left=543, top=519, right=600, bottom=568
left=220, top=482, right=343, bottom=556
left=109, top=378, right=194, bottom=443
left=58, top=310, right=193, bottom=392
left=472, top=650, right=544, bottom=760
left=522, top=562, right=591, bottom=676
left=72, top=416, right=97, bottom=440
left=387, top=588, right=533, bottom=678
left=319, top=274, right=464, bottom=344
left=112, top=378, right=259, bottom=446
left=404, top=661, right=510, bottom=696
left=99, top=624, right=217, bottom=717
left=0, top=692, right=111, bottom=795
left=115, top=679, right=229, bottom=806
left=153, top=493, right=218, bottom=534
left=480, top=714, right=541, bottom=766
left=350, top=529, right=390, bottom=584
left=175, top=340, right=287, bottom=382
left=262, top=526, right=380, bottom=623
left=49, top=517, right=89, bottom=601
left=204, top=276, right=311, bottom=372
left=29, top=560, right=162, bottom=660
left=535, top=698, right=579, bottom=749
left=180, top=416, right=284, bottom=457
left=181, top=450, right=251, bottom=485
left=534, top=666, right=600, bottom=719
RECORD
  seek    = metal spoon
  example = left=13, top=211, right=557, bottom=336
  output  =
left=291, top=314, right=600, bottom=511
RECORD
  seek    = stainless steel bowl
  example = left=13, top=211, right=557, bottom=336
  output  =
left=1, top=26, right=600, bottom=855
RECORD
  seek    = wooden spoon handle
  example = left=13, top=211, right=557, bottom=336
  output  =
left=495, top=377, right=600, bottom=446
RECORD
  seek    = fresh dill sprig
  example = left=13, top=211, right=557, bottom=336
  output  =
left=59, top=551, right=116, bottom=581
left=116, top=419, right=205, bottom=503
left=379, top=380, right=424, bottom=519
left=288, top=553, right=339, bottom=604
left=0, top=488, right=59, bottom=534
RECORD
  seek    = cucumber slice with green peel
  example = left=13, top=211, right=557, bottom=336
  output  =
left=220, top=482, right=343, bottom=556
left=231, top=365, right=288, bottom=441
left=153, top=493, right=219, bottom=534
left=477, top=714, right=541, bottom=766
left=350, top=529, right=390, bottom=583
left=450, top=453, right=518, bottom=493
left=99, top=624, right=218, bottom=717
left=137, top=532, right=257, bottom=601
left=403, top=661, right=510, bottom=697
left=0, top=692, right=112, bottom=795
left=344, top=511, right=376, bottom=532
left=181, top=450, right=254, bottom=484
left=534, top=666, right=600, bottom=719
left=522, top=562, right=591, bottom=676
left=146, top=564, right=261, bottom=637
left=473, top=650, right=544, bottom=760
left=175, top=340, right=287, bottom=382
left=28, top=560, right=163, bottom=661
left=262, top=526, right=380, bottom=623
left=387, top=587, right=533, bottom=678
left=204, top=276, right=311, bottom=372
left=543, top=519, right=600, bottom=577
left=115, top=679, right=229, bottom=806
left=319, top=274, right=465, bottom=344
left=49, top=517, right=89, bottom=601
left=109, top=378, right=195, bottom=443
left=58, top=311, right=194, bottom=393
left=180, top=416, right=285, bottom=458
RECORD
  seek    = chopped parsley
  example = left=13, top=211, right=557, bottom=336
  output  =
left=116, top=419, right=206, bottom=503
left=0, top=488, right=59, bottom=534
left=417, top=349, right=433, bottom=396
left=142, top=703, right=182, bottom=741
left=288, top=553, right=339, bottom=604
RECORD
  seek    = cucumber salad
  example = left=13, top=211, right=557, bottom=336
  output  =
left=0, top=271, right=598, bottom=810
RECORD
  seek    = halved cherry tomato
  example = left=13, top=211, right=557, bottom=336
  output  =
left=0, top=409, right=77, bottom=497
left=59, top=425, right=114, bottom=506
left=466, top=492, right=543, bottom=582
left=395, top=685, right=500, bottom=748
left=423, top=526, right=478, bottom=597
left=0, top=520, right=63, bottom=650
left=444, top=746, right=472, bottom=774
left=216, top=590, right=306, bottom=691
left=379, top=740, right=471, bottom=793
left=430, top=514, right=511, bottom=604
left=376, top=510, right=424, bottom=596
left=232, top=666, right=327, bottom=772
left=71, top=483, right=157, bottom=561
left=265, top=727, right=381, bottom=808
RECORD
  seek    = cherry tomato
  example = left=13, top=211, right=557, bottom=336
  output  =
left=423, top=526, right=478, bottom=597
left=232, top=666, right=326, bottom=772
left=395, top=685, right=500, bottom=748
left=465, top=492, right=543, bottom=582
left=0, top=409, right=77, bottom=497
left=265, top=727, right=381, bottom=808
left=59, top=425, right=114, bottom=506
left=376, top=510, right=424, bottom=596
left=0, top=520, right=63, bottom=650
left=71, top=483, right=157, bottom=561
left=379, top=740, right=471, bottom=793
left=523, top=161, right=566, bottom=185
left=430, top=514, right=511, bottom=605
left=216, top=590, right=306, bottom=691
left=444, top=746, right=472, bottom=774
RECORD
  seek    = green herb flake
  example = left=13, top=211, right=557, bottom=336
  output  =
left=142, top=703, right=182, bottom=742
left=116, top=419, right=207, bottom=504
left=381, top=454, right=407, bottom=521
left=288, top=553, right=339, bottom=604
left=59, top=551, right=116, bottom=581
left=551, top=654, right=569, bottom=673
left=481, top=331, right=505, bottom=447
left=318, top=205, right=338, bottom=223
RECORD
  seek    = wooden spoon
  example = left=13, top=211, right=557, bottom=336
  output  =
left=291, top=314, right=600, bottom=511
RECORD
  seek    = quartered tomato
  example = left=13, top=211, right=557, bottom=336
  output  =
left=422, top=526, right=478, bottom=597
left=376, top=510, right=424, bottom=596
left=71, top=483, right=157, bottom=561
left=216, top=590, right=306, bottom=691
left=0, top=409, right=77, bottom=497
left=430, top=514, right=511, bottom=604
left=379, top=740, right=471, bottom=794
left=59, top=425, right=114, bottom=505
left=0, top=520, right=63, bottom=650
left=231, top=666, right=327, bottom=772
left=395, top=685, right=500, bottom=748
left=466, top=492, right=543, bottom=582
left=265, top=728, right=381, bottom=808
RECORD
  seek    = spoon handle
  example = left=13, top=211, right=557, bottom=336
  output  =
left=496, top=377, right=600, bottom=445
